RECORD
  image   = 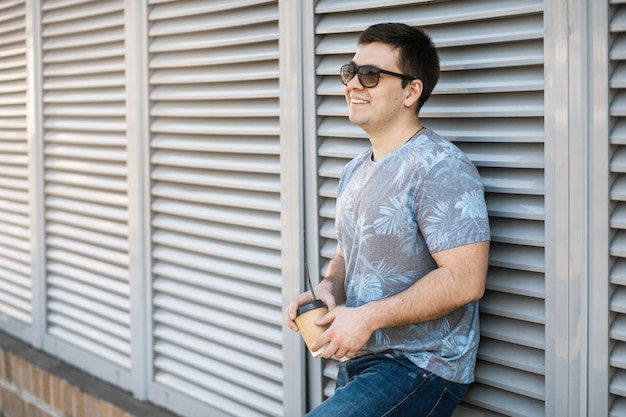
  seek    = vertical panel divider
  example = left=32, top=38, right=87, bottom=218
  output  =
left=26, top=0, right=45, bottom=348
left=588, top=0, right=610, bottom=415
left=544, top=0, right=574, bottom=415
left=279, top=0, right=307, bottom=415
left=125, top=0, right=151, bottom=401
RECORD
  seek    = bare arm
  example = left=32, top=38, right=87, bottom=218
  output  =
left=312, top=240, right=489, bottom=359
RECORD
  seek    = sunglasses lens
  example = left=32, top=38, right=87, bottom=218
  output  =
left=340, top=64, right=356, bottom=85
left=358, top=66, right=380, bottom=88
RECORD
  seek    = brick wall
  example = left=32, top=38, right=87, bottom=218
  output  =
left=0, top=331, right=180, bottom=417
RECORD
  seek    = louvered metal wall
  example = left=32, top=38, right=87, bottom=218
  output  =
left=310, top=1, right=546, bottom=415
left=0, top=1, right=616, bottom=417
left=0, top=0, right=31, bottom=326
left=146, top=1, right=285, bottom=416
left=40, top=0, right=133, bottom=372
left=611, top=1, right=626, bottom=415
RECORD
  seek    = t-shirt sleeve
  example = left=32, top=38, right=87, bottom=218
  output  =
left=414, top=157, right=491, bottom=254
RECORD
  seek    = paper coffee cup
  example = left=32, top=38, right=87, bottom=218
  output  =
left=294, top=299, right=329, bottom=358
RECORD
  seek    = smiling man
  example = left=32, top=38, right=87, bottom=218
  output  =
left=285, top=23, right=491, bottom=417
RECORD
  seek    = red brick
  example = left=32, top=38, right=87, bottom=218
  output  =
left=111, top=406, right=126, bottom=417
left=42, top=372, right=51, bottom=404
left=74, top=389, right=84, bottom=417
left=83, top=394, right=99, bottom=417
left=0, top=349, right=5, bottom=380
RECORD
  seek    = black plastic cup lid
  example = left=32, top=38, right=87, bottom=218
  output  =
left=296, top=299, right=327, bottom=316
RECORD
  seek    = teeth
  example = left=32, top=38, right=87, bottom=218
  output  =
left=351, top=99, right=369, bottom=104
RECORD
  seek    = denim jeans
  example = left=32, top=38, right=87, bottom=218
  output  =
left=305, top=353, right=469, bottom=417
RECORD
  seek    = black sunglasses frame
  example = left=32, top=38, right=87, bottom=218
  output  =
left=340, top=63, right=416, bottom=88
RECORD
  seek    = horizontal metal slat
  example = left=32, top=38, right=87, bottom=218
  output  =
left=151, top=183, right=280, bottom=212
left=0, top=242, right=29, bottom=264
left=0, top=255, right=30, bottom=276
left=48, top=300, right=129, bottom=340
left=155, top=326, right=281, bottom=382
left=153, top=363, right=278, bottom=417
left=318, top=137, right=369, bottom=160
left=47, top=249, right=129, bottom=283
left=485, top=193, right=544, bottom=220
left=486, top=267, right=544, bottom=298
left=150, top=80, right=279, bottom=101
left=151, top=98, right=278, bottom=117
left=612, top=259, right=626, bottom=286
left=149, top=1, right=277, bottom=35
left=480, top=314, right=544, bottom=349
left=151, top=198, right=280, bottom=231
left=489, top=242, right=545, bottom=273
left=43, top=26, right=123, bottom=52
left=45, top=157, right=127, bottom=176
left=612, top=369, right=626, bottom=397
left=43, top=88, right=125, bottom=104
left=475, top=361, right=544, bottom=400
left=151, top=133, right=279, bottom=154
left=46, top=222, right=128, bottom=251
left=152, top=214, right=280, bottom=250
left=315, top=0, right=542, bottom=32
left=43, top=42, right=124, bottom=63
left=47, top=326, right=130, bottom=368
left=46, top=196, right=127, bottom=221
left=47, top=287, right=128, bottom=325
left=153, top=262, right=280, bottom=305
left=150, top=21, right=278, bottom=52
left=480, top=291, right=545, bottom=324
left=43, top=57, right=124, bottom=77
left=0, top=279, right=30, bottom=306
left=151, top=167, right=279, bottom=193
left=154, top=342, right=282, bottom=400
left=151, top=151, right=279, bottom=174
left=0, top=220, right=28, bottom=240
left=153, top=295, right=280, bottom=349
left=612, top=230, right=626, bottom=257
left=611, top=342, right=626, bottom=369
left=464, top=383, right=545, bottom=416
left=48, top=312, right=129, bottom=354
left=45, top=185, right=127, bottom=211
left=45, top=171, right=127, bottom=192
left=612, top=203, right=626, bottom=229
left=152, top=244, right=280, bottom=288
left=150, top=42, right=278, bottom=69
left=610, top=314, right=626, bottom=342
left=489, top=218, right=544, bottom=246
left=478, top=338, right=544, bottom=374
left=42, top=11, right=123, bottom=39
left=481, top=168, right=544, bottom=195
left=150, top=116, right=279, bottom=136
left=153, top=279, right=279, bottom=326
left=153, top=311, right=281, bottom=362
left=457, top=142, right=543, bottom=168
left=47, top=272, right=128, bottom=307
left=613, top=287, right=626, bottom=314
left=46, top=236, right=128, bottom=266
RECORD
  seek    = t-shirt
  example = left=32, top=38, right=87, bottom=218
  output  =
left=335, top=128, right=491, bottom=384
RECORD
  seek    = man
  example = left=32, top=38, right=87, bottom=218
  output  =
left=285, top=23, right=490, bottom=417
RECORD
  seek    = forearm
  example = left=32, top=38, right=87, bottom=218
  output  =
left=318, top=250, right=347, bottom=306
left=359, top=241, right=489, bottom=332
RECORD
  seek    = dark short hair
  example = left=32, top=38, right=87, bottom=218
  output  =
left=358, top=23, right=439, bottom=115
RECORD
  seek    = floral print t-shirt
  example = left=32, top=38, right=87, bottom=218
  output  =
left=335, top=128, right=490, bottom=384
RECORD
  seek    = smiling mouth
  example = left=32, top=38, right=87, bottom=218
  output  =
left=351, top=99, right=369, bottom=104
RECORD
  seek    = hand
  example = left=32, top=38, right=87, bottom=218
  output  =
left=310, top=306, right=373, bottom=360
left=284, top=281, right=337, bottom=333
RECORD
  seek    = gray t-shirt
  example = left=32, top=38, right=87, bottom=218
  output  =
left=335, top=128, right=490, bottom=384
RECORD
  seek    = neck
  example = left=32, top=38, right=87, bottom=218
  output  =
left=369, top=123, right=423, bottom=161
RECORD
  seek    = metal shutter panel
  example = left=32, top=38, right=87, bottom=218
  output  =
left=146, top=1, right=284, bottom=416
left=0, top=1, right=31, bottom=325
left=610, top=2, right=626, bottom=414
left=311, top=1, right=545, bottom=416
left=40, top=0, right=132, bottom=373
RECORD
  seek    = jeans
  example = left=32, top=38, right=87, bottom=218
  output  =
left=305, top=353, right=469, bottom=417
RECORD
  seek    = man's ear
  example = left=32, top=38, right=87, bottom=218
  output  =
left=405, top=79, right=423, bottom=108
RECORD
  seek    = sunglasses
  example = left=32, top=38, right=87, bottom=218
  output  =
left=340, top=63, right=416, bottom=88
